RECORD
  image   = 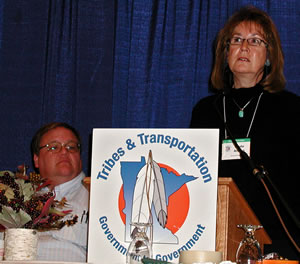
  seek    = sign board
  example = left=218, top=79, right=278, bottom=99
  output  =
left=88, top=129, right=219, bottom=264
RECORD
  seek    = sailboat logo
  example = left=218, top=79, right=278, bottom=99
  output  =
left=118, top=150, right=197, bottom=244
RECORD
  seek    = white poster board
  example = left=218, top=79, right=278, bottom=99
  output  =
left=88, top=129, right=219, bottom=264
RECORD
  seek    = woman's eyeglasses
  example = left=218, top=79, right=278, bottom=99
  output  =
left=229, top=36, right=268, bottom=47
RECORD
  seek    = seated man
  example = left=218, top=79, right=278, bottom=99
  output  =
left=31, top=122, right=89, bottom=262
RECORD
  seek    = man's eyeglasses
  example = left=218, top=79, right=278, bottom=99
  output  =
left=229, top=36, right=268, bottom=47
left=39, top=141, right=81, bottom=153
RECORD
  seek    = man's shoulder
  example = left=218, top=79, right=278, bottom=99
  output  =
left=83, top=177, right=90, bottom=192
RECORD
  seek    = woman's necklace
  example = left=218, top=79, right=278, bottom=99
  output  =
left=232, top=97, right=254, bottom=118
left=223, top=92, right=264, bottom=139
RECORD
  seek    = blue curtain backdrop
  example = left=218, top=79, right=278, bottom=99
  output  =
left=0, top=0, right=299, bottom=173
left=0, top=0, right=114, bottom=173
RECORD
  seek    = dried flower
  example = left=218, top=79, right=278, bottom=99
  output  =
left=0, top=166, right=77, bottom=231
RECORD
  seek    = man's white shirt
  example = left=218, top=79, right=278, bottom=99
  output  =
left=37, top=171, right=89, bottom=262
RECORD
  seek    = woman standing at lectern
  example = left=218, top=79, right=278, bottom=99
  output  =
left=190, top=6, right=300, bottom=259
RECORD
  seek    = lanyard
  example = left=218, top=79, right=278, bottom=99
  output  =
left=223, top=92, right=263, bottom=139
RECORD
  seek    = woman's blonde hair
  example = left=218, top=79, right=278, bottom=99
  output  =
left=211, top=6, right=285, bottom=92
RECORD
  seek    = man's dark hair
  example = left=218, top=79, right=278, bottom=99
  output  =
left=31, top=122, right=82, bottom=156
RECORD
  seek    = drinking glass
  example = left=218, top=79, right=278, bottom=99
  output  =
left=126, top=222, right=152, bottom=264
left=236, top=224, right=263, bottom=264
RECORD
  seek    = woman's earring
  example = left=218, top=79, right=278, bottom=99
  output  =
left=265, top=59, right=270, bottom=67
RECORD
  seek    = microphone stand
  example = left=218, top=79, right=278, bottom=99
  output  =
left=213, top=94, right=300, bottom=253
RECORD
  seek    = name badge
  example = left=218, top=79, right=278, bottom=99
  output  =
left=221, top=138, right=251, bottom=160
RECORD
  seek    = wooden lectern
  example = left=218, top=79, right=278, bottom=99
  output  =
left=216, top=178, right=272, bottom=261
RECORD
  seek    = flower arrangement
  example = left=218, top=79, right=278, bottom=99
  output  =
left=0, top=165, right=78, bottom=231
